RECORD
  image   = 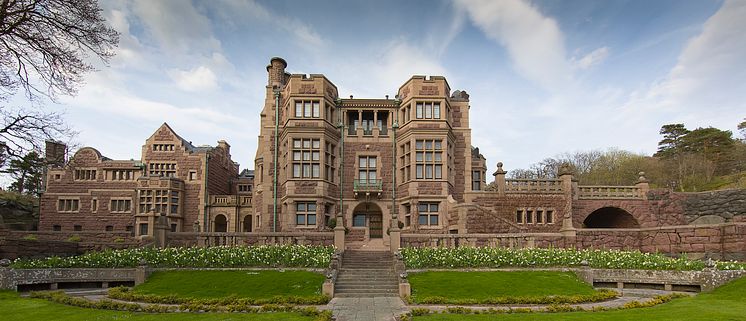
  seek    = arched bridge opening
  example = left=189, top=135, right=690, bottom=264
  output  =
left=583, top=207, right=639, bottom=228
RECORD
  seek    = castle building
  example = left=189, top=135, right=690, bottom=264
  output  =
left=37, top=57, right=745, bottom=260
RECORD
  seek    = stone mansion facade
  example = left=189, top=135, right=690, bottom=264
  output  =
left=37, top=57, right=746, bottom=258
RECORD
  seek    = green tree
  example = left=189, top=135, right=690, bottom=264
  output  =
left=655, top=124, right=690, bottom=158
left=738, top=118, right=746, bottom=140
left=2, top=151, right=44, bottom=195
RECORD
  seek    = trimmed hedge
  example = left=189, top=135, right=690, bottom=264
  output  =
left=410, top=289, right=618, bottom=305
left=109, top=287, right=331, bottom=305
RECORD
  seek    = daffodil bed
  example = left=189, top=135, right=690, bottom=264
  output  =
left=400, top=247, right=746, bottom=270
left=9, top=245, right=334, bottom=269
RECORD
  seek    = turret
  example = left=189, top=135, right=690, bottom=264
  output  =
left=266, top=57, right=288, bottom=88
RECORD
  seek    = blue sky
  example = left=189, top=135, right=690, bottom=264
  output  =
left=40, top=0, right=745, bottom=178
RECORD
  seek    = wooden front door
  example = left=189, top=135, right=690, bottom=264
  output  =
left=369, top=214, right=383, bottom=238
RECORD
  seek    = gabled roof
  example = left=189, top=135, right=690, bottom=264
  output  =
left=151, top=123, right=213, bottom=153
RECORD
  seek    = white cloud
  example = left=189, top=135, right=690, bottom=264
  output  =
left=574, top=46, right=610, bottom=69
left=131, top=0, right=221, bottom=53
left=167, top=66, right=219, bottom=92
left=455, top=0, right=572, bottom=91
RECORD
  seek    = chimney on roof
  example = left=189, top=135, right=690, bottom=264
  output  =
left=218, top=140, right=230, bottom=154
left=266, top=57, right=288, bottom=87
left=45, top=140, right=66, bottom=167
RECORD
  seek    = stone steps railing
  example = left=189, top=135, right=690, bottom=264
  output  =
left=505, top=179, right=563, bottom=193
left=578, top=185, right=643, bottom=199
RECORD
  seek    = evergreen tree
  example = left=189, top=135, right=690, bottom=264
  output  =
left=2, top=151, right=44, bottom=195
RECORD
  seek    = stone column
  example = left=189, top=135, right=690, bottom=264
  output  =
left=0, top=259, right=13, bottom=290
left=635, top=172, right=650, bottom=200
left=493, top=162, right=506, bottom=196
left=134, top=260, right=149, bottom=286
left=154, top=213, right=169, bottom=248
left=559, top=165, right=577, bottom=237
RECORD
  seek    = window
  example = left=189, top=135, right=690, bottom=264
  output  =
left=415, top=102, right=441, bottom=119
left=353, top=214, right=366, bottom=227
left=53, top=225, right=62, bottom=231
left=325, top=142, right=336, bottom=182
left=526, top=209, right=533, bottom=224
left=170, top=224, right=177, bottom=232
left=415, top=139, right=443, bottom=180
left=152, top=144, right=175, bottom=151
left=536, top=209, right=544, bottom=224
left=91, top=198, right=98, bottom=212
left=472, top=171, right=482, bottom=190
left=139, top=223, right=149, bottom=236
left=108, top=169, right=136, bottom=181
left=54, top=174, right=62, bottom=180
left=358, top=156, right=377, bottom=184
left=148, top=162, right=176, bottom=177
left=401, top=104, right=411, bottom=123
left=324, top=204, right=332, bottom=227
left=238, top=184, right=252, bottom=192
left=294, top=100, right=320, bottom=118
left=399, top=142, right=411, bottom=182
left=517, top=208, right=555, bottom=225
left=105, top=225, right=114, bottom=231
left=292, top=138, right=321, bottom=178
left=139, top=189, right=178, bottom=214
left=189, top=171, right=197, bottom=181
left=296, top=202, right=317, bottom=226
left=74, top=225, right=82, bottom=231
left=546, top=210, right=554, bottom=224
left=516, top=209, right=524, bottom=224
left=110, top=199, right=132, bottom=213
left=74, top=169, right=96, bottom=180
left=57, top=198, right=79, bottom=212
left=417, top=203, right=439, bottom=226
left=404, top=204, right=411, bottom=227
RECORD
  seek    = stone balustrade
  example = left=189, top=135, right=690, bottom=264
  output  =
left=166, top=232, right=335, bottom=247
left=504, top=179, right=563, bottom=193
left=578, top=186, right=644, bottom=199
left=401, top=233, right=536, bottom=248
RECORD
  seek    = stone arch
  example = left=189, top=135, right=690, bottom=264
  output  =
left=583, top=207, right=639, bottom=228
left=214, top=214, right=227, bottom=232
left=352, top=202, right=383, bottom=238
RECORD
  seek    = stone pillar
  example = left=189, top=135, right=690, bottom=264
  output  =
left=559, top=164, right=577, bottom=237
left=154, top=213, right=169, bottom=248
left=390, top=228, right=401, bottom=253
left=322, top=281, right=334, bottom=297
left=0, top=259, right=14, bottom=290
left=334, top=223, right=345, bottom=252
left=492, top=162, right=506, bottom=196
left=635, top=172, right=650, bottom=200
left=135, top=260, right=149, bottom=286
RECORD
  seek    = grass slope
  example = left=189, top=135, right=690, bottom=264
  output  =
left=409, top=271, right=597, bottom=302
left=0, top=291, right=313, bottom=321
left=415, top=275, right=746, bottom=321
left=133, top=270, right=325, bottom=299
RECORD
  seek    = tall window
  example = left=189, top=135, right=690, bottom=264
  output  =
left=296, top=202, right=317, bottom=226
left=292, top=138, right=321, bottom=178
left=57, top=198, right=79, bottom=212
left=418, top=203, right=439, bottom=226
left=403, top=204, right=411, bottom=227
left=294, top=100, right=320, bottom=118
left=400, top=142, right=411, bottom=182
left=358, top=156, right=377, bottom=184
left=472, top=171, right=482, bottom=190
left=415, top=102, right=441, bottom=119
left=238, top=184, right=252, bottom=192
left=152, top=144, right=175, bottom=151
left=108, top=169, right=136, bottom=181
left=110, top=199, right=132, bottom=213
left=148, top=162, right=176, bottom=177
left=325, top=142, right=336, bottom=182
left=415, top=140, right=443, bottom=180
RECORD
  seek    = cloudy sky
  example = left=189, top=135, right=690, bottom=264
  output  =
left=42, top=0, right=746, bottom=178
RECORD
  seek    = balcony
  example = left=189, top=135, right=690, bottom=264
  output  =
left=353, top=179, right=382, bottom=197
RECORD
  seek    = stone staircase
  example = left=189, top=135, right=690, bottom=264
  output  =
left=335, top=250, right=399, bottom=297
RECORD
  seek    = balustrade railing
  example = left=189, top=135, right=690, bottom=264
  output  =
left=578, top=186, right=643, bottom=199
left=504, top=179, right=563, bottom=193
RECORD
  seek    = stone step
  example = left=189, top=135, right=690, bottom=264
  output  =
left=337, top=273, right=395, bottom=278
left=335, top=283, right=398, bottom=288
left=334, top=292, right=399, bottom=298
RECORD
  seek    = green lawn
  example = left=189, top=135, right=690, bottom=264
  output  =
left=0, top=291, right=314, bottom=321
left=414, top=276, right=746, bottom=321
left=134, top=270, right=325, bottom=299
left=409, top=271, right=597, bottom=302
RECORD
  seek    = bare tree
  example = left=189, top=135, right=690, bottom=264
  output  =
left=0, top=0, right=119, bottom=100
left=0, top=106, right=74, bottom=165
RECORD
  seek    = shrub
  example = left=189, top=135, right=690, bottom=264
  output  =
left=113, top=238, right=125, bottom=243
left=21, top=234, right=37, bottom=241
left=66, top=235, right=82, bottom=242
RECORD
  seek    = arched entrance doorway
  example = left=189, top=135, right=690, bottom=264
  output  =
left=352, top=202, right=383, bottom=238
left=242, top=215, right=252, bottom=232
left=214, top=214, right=227, bottom=232
left=583, top=207, right=639, bottom=228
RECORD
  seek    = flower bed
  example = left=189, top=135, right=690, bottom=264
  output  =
left=400, top=247, right=746, bottom=270
left=10, top=245, right=334, bottom=269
